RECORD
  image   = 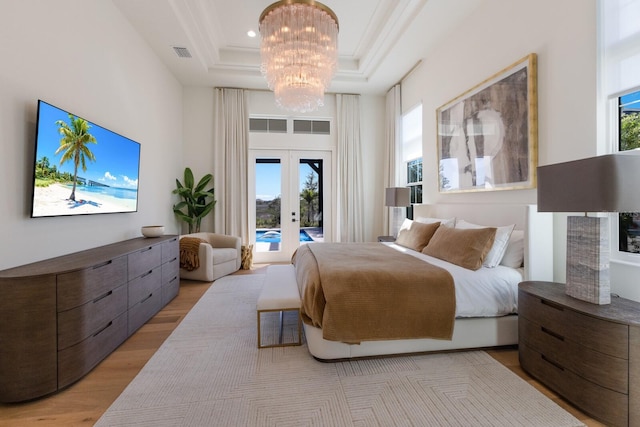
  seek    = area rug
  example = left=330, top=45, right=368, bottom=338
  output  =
left=96, top=274, right=584, bottom=427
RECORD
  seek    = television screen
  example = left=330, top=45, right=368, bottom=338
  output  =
left=31, top=100, right=141, bottom=218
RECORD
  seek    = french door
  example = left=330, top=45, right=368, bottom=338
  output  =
left=249, top=150, right=332, bottom=263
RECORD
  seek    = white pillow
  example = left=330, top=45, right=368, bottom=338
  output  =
left=415, top=216, right=455, bottom=228
left=500, top=230, right=525, bottom=268
left=455, top=220, right=515, bottom=268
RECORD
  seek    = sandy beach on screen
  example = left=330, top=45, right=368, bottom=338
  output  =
left=32, top=183, right=136, bottom=217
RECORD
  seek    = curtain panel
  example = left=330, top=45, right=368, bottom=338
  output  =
left=213, top=88, right=249, bottom=242
left=336, top=94, right=365, bottom=242
left=384, top=84, right=403, bottom=236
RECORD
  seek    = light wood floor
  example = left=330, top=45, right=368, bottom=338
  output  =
left=0, top=265, right=604, bottom=426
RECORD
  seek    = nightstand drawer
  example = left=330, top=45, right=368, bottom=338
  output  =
left=519, top=317, right=628, bottom=394
left=519, top=291, right=628, bottom=359
left=520, top=343, right=628, bottom=427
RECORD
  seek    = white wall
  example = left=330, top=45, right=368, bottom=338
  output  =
left=402, top=0, right=640, bottom=301
left=182, top=86, right=216, bottom=233
left=403, top=0, right=597, bottom=207
left=0, top=0, right=183, bottom=270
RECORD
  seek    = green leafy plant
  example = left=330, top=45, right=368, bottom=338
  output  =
left=172, top=167, right=215, bottom=233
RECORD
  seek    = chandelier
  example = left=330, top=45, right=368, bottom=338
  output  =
left=259, top=0, right=339, bottom=113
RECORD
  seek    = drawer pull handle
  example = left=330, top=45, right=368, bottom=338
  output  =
left=93, top=321, right=113, bottom=337
left=540, top=299, right=564, bottom=311
left=141, top=246, right=153, bottom=252
left=141, top=293, right=153, bottom=303
left=541, top=354, right=564, bottom=371
left=141, top=270, right=153, bottom=278
left=171, top=257, right=178, bottom=262
left=93, top=290, right=113, bottom=303
left=541, top=326, right=564, bottom=341
left=93, top=260, right=113, bottom=270
left=169, top=276, right=178, bottom=284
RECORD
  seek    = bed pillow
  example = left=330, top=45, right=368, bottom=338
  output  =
left=395, top=219, right=441, bottom=252
left=422, top=225, right=497, bottom=270
left=500, top=230, right=525, bottom=268
left=415, top=216, right=456, bottom=228
left=455, top=220, right=515, bottom=268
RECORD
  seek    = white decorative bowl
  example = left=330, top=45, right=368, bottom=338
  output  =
left=141, top=225, right=164, bottom=238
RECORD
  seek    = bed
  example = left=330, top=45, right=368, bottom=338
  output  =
left=292, top=203, right=553, bottom=360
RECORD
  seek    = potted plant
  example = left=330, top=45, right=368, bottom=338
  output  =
left=172, top=167, right=216, bottom=233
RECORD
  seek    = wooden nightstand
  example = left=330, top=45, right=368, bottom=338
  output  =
left=377, top=235, right=395, bottom=242
left=518, top=281, right=640, bottom=427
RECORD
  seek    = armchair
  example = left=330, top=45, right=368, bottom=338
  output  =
left=179, top=232, right=241, bottom=282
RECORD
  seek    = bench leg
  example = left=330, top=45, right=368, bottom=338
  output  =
left=257, top=309, right=302, bottom=348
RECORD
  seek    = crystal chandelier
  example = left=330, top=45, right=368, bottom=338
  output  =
left=259, top=0, right=339, bottom=113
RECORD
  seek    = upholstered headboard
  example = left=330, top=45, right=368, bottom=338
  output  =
left=413, top=204, right=553, bottom=282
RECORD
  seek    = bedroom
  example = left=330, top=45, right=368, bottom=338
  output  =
left=0, top=0, right=638, bottom=424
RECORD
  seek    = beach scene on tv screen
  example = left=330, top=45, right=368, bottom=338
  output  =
left=31, top=101, right=140, bottom=217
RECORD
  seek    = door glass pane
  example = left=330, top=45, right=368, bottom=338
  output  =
left=255, top=159, right=281, bottom=253
left=299, top=159, right=324, bottom=244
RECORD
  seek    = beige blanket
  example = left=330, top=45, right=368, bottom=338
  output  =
left=292, top=243, right=455, bottom=344
left=179, top=237, right=207, bottom=271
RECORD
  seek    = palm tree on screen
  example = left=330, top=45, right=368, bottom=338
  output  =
left=55, top=114, right=97, bottom=201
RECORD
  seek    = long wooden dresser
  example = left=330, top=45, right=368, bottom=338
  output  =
left=0, top=235, right=179, bottom=402
left=519, top=281, right=640, bottom=427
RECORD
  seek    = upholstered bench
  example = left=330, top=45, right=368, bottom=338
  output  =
left=256, top=265, right=302, bottom=348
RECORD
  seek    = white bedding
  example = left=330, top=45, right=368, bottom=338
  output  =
left=383, top=242, right=522, bottom=318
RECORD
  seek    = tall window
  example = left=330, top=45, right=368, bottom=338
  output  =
left=402, top=104, right=422, bottom=218
left=618, top=92, right=640, bottom=253
left=600, top=0, right=640, bottom=258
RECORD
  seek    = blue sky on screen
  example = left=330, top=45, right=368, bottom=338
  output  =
left=36, top=101, right=140, bottom=189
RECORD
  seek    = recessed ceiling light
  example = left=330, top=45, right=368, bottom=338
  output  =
left=247, top=30, right=257, bottom=38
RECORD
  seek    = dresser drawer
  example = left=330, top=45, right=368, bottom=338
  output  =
left=161, top=236, right=179, bottom=264
left=128, top=244, right=162, bottom=280
left=128, top=267, right=161, bottom=308
left=519, top=316, right=628, bottom=394
left=162, top=276, right=180, bottom=306
left=57, top=311, right=128, bottom=389
left=128, top=291, right=162, bottom=334
left=519, top=290, right=628, bottom=359
left=57, top=256, right=127, bottom=311
left=57, top=283, right=128, bottom=350
left=162, top=256, right=179, bottom=285
left=520, top=342, right=628, bottom=427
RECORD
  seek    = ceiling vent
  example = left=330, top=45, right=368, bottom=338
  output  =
left=172, top=46, right=192, bottom=58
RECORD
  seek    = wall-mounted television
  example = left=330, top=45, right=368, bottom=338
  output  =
left=31, top=100, right=141, bottom=218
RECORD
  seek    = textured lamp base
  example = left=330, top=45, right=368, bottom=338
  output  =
left=566, top=216, right=610, bottom=305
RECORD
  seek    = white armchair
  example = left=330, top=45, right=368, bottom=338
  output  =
left=179, top=232, right=241, bottom=282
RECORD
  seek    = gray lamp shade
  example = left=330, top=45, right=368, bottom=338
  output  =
left=385, top=187, right=411, bottom=207
left=537, top=150, right=640, bottom=213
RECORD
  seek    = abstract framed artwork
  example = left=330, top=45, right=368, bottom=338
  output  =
left=436, top=53, right=538, bottom=193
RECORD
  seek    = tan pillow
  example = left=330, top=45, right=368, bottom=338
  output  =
left=422, top=226, right=497, bottom=270
left=395, top=220, right=441, bottom=252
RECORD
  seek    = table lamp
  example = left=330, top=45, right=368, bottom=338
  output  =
left=385, top=187, right=411, bottom=237
left=537, top=150, right=640, bottom=304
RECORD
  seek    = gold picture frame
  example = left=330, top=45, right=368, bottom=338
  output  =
left=436, top=53, right=538, bottom=193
